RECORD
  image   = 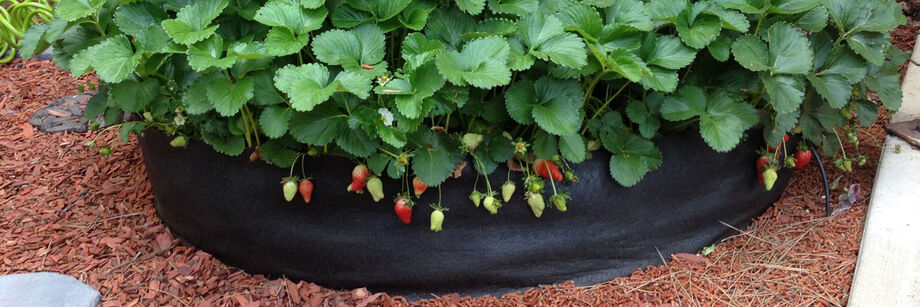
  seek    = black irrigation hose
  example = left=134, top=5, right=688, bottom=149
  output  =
left=806, top=140, right=832, bottom=217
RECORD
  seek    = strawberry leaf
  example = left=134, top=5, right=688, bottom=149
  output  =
left=55, top=0, right=106, bottom=21
left=412, top=145, right=458, bottom=186
left=504, top=77, right=584, bottom=135
left=259, top=106, right=293, bottom=139
left=161, top=0, right=229, bottom=45
left=273, top=64, right=337, bottom=111
left=559, top=133, right=587, bottom=163
left=208, top=76, right=255, bottom=117
left=288, top=104, right=348, bottom=145
left=89, top=35, right=142, bottom=83
left=435, top=36, right=511, bottom=88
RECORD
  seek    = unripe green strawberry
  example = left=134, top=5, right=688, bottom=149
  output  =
left=170, top=136, right=187, bottom=148
left=430, top=209, right=444, bottom=232
left=785, top=156, right=796, bottom=168
left=367, top=176, right=384, bottom=202
left=550, top=195, right=567, bottom=212
left=857, top=155, right=867, bottom=166
left=282, top=178, right=298, bottom=202
left=482, top=196, right=499, bottom=214
left=587, top=139, right=602, bottom=151
left=98, top=146, right=112, bottom=157
left=469, top=191, right=482, bottom=207
left=843, top=159, right=853, bottom=172
left=143, top=112, right=154, bottom=122
left=526, top=192, right=545, bottom=218
left=762, top=168, right=778, bottom=191
left=501, top=181, right=516, bottom=202
left=462, top=133, right=484, bottom=151
left=564, top=170, right=578, bottom=183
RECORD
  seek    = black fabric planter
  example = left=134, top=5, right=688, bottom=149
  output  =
left=139, top=129, right=791, bottom=298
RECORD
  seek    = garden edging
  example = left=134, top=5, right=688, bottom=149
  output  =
left=849, top=35, right=920, bottom=306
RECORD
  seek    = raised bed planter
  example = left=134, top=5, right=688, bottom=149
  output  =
left=139, top=128, right=791, bottom=297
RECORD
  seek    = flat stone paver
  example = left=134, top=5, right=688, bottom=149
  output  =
left=0, top=272, right=100, bottom=307
left=848, top=37, right=920, bottom=306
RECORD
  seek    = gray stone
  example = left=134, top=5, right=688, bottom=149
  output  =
left=0, top=272, right=100, bottom=307
left=29, top=93, right=101, bottom=133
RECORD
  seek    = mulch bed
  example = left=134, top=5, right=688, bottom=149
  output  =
left=0, top=22, right=916, bottom=305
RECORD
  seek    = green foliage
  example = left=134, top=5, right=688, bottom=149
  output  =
left=33, top=0, right=907, bottom=195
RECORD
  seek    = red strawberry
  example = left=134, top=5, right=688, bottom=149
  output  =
left=533, top=159, right=563, bottom=182
left=794, top=149, right=812, bottom=169
left=394, top=198, right=413, bottom=224
left=347, top=164, right=369, bottom=194
left=412, top=176, right=428, bottom=197
left=756, top=154, right=770, bottom=172
left=298, top=179, right=313, bottom=203
left=361, top=64, right=374, bottom=70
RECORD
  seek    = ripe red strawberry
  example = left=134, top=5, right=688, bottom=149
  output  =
left=298, top=179, right=314, bottom=203
left=394, top=198, right=413, bottom=224
left=412, top=176, right=428, bottom=197
left=794, top=149, right=812, bottom=169
left=756, top=155, right=770, bottom=172
left=282, top=178, right=298, bottom=202
left=533, top=159, right=562, bottom=182
left=346, top=164, right=369, bottom=194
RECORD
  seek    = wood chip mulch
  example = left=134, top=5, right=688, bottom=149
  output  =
left=0, top=33, right=906, bottom=305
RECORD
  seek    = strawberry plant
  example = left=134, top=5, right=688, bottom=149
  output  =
left=28, top=0, right=907, bottom=222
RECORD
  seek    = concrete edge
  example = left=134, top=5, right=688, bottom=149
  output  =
left=848, top=37, right=920, bottom=306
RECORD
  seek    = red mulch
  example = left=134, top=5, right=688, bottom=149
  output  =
left=0, top=26, right=914, bottom=305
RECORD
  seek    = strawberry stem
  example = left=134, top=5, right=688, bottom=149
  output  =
left=832, top=129, right=848, bottom=159
left=470, top=153, right=492, bottom=194
left=544, top=161, right=558, bottom=196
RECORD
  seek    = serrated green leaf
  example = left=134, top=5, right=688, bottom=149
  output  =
left=260, top=106, right=292, bottom=138
left=486, top=0, right=538, bottom=16
left=847, top=32, right=888, bottom=66
left=288, top=105, right=348, bottom=145
left=260, top=139, right=300, bottom=167
left=559, top=134, right=587, bottom=162
left=718, top=0, right=767, bottom=14
left=435, top=36, right=511, bottom=88
left=661, top=85, right=707, bottom=120
left=201, top=132, right=246, bottom=155
left=699, top=94, right=758, bottom=152
left=264, top=27, right=310, bottom=56
left=606, top=135, right=661, bottom=187
left=531, top=33, right=588, bottom=68
left=625, top=92, right=664, bottom=138
left=646, top=0, right=688, bottom=21
left=762, top=74, right=805, bottom=114
left=392, top=62, right=445, bottom=118
left=114, top=2, right=169, bottom=36
left=639, top=66, right=679, bottom=93
left=854, top=99, right=879, bottom=127
left=605, top=0, right=654, bottom=31
left=337, top=128, right=378, bottom=157
left=817, top=47, right=868, bottom=83
left=731, top=35, right=770, bottom=71
left=607, top=49, right=649, bottom=82
left=55, top=0, right=106, bottom=21
left=533, top=130, right=558, bottom=159
left=425, top=8, right=477, bottom=49
left=331, top=4, right=373, bottom=27
left=797, top=6, right=828, bottom=32
left=766, top=22, right=813, bottom=74
left=556, top=3, right=603, bottom=38
left=89, top=35, right=141, bottom=83
left=401, top=33, right=445, bottom=70
left=413, top=145, right=459, bottom=186
left=486, top=135, right=514, bottom=162
left=188, top=34, right=238, bottom=71
left=183, top=74, right=218, bottom=114
left=708, top=32, right=733, bottom=62
left=769, top=0, right=819, bottom=14
left=312, top=24, right=385, bottom=69
left=824, top=0, right=904, bottom=33
left=598, top=23, right=644, bottom=51
left=399, top=0, right=437, bottom=30
left=864, top=62, right=902, bottom=110
left=676, top=9, right=722, bottom=49
left=208, top=76, right=254, bottom=116
left=274, top=64, right=337, bottom=111
left=109, top=79, right=159, bottom=113
left=645, top=35, right=697, bottom=70
left=161, top=0, right=229, bottom=45
left=505, top=77, right=584, bottom=135
left=457, top=0, right=486, bottom=15
left=254, top=1, right=326, bottom=34
left=347, top=0, right=412, bottom=20
left=807, top=74, right=851, bottom=108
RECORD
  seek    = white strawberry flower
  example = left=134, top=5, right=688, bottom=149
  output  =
left=378, top=108, right=394, bottom=126
left=173, top=114, right=186, bottom=126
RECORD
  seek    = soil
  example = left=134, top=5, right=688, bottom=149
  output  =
left=0, top=22, right=916, bottom=306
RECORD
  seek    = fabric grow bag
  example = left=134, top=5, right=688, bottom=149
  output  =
left=138, top=128, right=791, bottom=298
